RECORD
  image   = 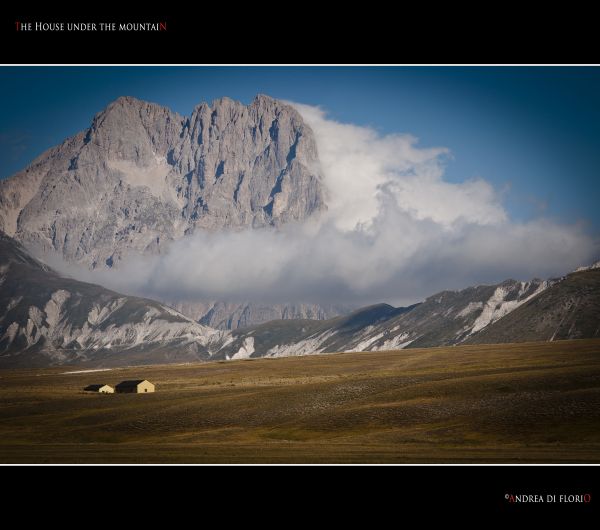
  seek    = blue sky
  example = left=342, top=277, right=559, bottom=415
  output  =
left=0, top=66, right=598, bottom=230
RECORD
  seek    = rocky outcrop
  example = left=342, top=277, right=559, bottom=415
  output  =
left=0, top=95, right=325, bottom=269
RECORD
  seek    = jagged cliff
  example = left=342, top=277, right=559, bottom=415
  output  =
left=0, top=95, right=325, bottom=268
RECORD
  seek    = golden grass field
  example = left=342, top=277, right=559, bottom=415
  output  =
left=1, top=339, right=600, bottom=463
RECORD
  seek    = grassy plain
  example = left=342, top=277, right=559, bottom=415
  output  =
left=1, top=340, right=599, bottom=463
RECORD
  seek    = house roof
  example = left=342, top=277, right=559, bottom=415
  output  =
left=84, top=384, right=109, bottom=391
left=116, top=380, right=148, bottom=387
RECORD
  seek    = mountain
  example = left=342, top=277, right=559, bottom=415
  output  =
left=1, top=93, right=597, bottom=361
left=213, top=274, right=599, bottom=359
left=0, top=95, right=324, bottom=266
left=168, top=299, right=354, bottom=330
left=0, top=95, right=324, bottom=267
left=213, top=304, right=412, bottom=360
left=0, top=232, right=223, bottom=368
left=467, top=269, right=600, bottom=343
left=0, top=94, right=332, bottom=328
left=1, top=230, right=598, bottom=368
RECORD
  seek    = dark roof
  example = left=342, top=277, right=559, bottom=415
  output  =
left=84, top=384, right=109, bottom=391
left=115, top=380, right=147, bottom=388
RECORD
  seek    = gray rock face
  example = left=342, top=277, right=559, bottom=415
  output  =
left=0, top=95, right=325, bottom=268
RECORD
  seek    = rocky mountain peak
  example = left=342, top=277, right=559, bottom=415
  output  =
left=0, top=94, right=331, bottom=330
left=0, top=94, right=325, bottom=269
left=85, top=96, right=183, bottom=166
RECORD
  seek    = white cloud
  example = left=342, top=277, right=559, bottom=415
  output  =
left=50, top=103, right=598, bottom=307
left=294, top=103, right=507, bottom=230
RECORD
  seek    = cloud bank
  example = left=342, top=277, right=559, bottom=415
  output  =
left=53, top=103, right=599, bottom=306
